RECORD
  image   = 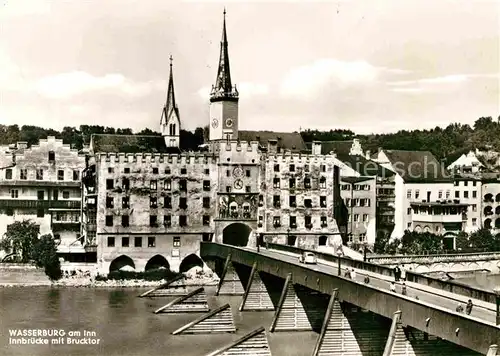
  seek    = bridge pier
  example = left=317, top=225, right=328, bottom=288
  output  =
left=215, top=254, right=245, bottom=296
left=270, top=273, right=329, bottom=332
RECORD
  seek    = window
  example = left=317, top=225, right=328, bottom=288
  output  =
left=37, top=209, right=44, bottom=218
left=203, top=233, right=211, bottom=242
left=289, top=178, right=296, bottom=189
left=105, top=216, right=113, bottom=226
left=5, top=169, right=12, bottom=180
left=204, top=168, right=209, bottom=175
left=165, top=168, right=171, bottom=174
left=108, top=167, right=114, bottom=174
left=305, top=215, right=312, bottom=227
left=289, top=216, right=296, bottom=228
left=178, top=197, right=187, bottom=209
left=472, top=218, right=477, bottom=226
left=472, top=181, right=477, bottom=187
left=122, top=196, right=130, bottom=208
left=321, top=216, right=327, bottom=227
left=179, top=215, right=187, bottom=226
left=10, top=190, right=18, bottom=198
left=173, top=236, right=181, bottom=247
left=121, top=215, right=129, bottom=227
left=203, top=180, right=210, bottom=191
left=163, top=215, right=171, bottom=227
left=415, top=190, right=420, bottom=199
left=321, top=164, right=326, bottom=172
left=36, top=169, right=44, bottom=180
left=273, top=178, right=280, bottom=188
left=353, top=214, right=359, bottom=222
left=134, top=237, right=142, bottom=247
left=287, top=235, right=297, bottom=246
left=363, top=214, right=368, bottom=222
left=122, top=237, right=129, bottom=247
left=407, top=208, right=411, bottom=215
left=124, top=168, right=130, bottom=174
left=203, top=197, right=210, bottom=208
left=273, top=195, right=280, bottom=208
left=464, top=181, right=468, bottom=187
left=106, top=179, right=114, bottom=190
left=320, top=196, right=326, bottom=208
left=319, top=177, right=326, bottom=189
left=148, top=237, right=156, bottom=247
left=453, top=181, right=459, bottom=186
left=150, top=180, right=157, bottom=190
left=407, top=222, right=411, bottom=228
left=446, top=190, right=450, bottom=199
left=438, top=190, right=443, bottom=199
left=180, top=168, right=186, bottom=175
left=274, top=164, right=280, bottom=172
left=273, top=216, right=281, bottom=227
left=164, top=196, right=172, bottom=208
left=107, top=237, right=115, bottom=247
left=179, top=179, right=187, bottom=191
left=152, top=167, right=159, bottom=174
left=304, top=165, right=309, bottom=172
left=73, top=170, right=80, bottom=181
left=61, top=191, right=69, bottom=199
left=48, top=151, right=55, bottom=162
left=106, top=197, right=114, bottom=208
left=464, top=191, right=469, bottom=199
left=226, top=170, right=231, bottom=177
left=245, top=186, right=251, bottom=192
left=20, top=169, right=27, bottom=180
left=122, top=178, right=130, bottom=190
left=304, top=178, right=311, bottom=189
left=289, top=164, right=295, bottom=172
left=37, top=190, right=44, bottom=200
left=289, top=195, right=296, bottom=207
left=407, top=190, right=411, bottom=199
left=472, top=191, right=477, bottom=198
left=359, top=233, right=366, bottom=242
left=164, top=179, right=171, bottom=191
left=246, top=169, right=251, bottom=177
left=226, top=186, right=231, bottom=193
left=150, top=197, right=158, bottom=209
left=455, top=191, right=460, bottom=198
left=149, top=215, right=157, bottom=227
left=203, top=215, right=210, bottom=226
left=472, top=204, right=477, bottom=212
left=304, top=199, right=312, bottom=208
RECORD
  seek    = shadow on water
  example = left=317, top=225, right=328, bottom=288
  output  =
left=108, top=290, right=128, bottom=308
left=46, top=288, right=60, bottom=311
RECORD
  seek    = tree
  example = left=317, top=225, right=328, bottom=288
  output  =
left=399, top=230, right=443, bottom=255
left=0, top=220, right=39, bottom=262
left=31, top=234, right=62, bottom=281
left=455, top=231, right=470, bottom=250
left=468, top=228, right=500, bottom=251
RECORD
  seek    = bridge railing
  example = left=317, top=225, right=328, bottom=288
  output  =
left=266, top=243, right=499, bottom=305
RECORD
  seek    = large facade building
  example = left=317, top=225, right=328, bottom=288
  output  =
left=80, top=12, right=343, bottom=273
left=0, top=137, right=86, bottom=260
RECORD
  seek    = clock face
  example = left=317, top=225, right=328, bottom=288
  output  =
left=225, top=118, right=234, bottom=128
left=211, top=118, right=219, bottom=128
left=232, top=166, right=243, bottom=178
left=234, top=179, right=243, bottom=190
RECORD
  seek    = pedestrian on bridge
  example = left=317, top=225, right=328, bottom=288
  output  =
left=400, top=265, right=407, bottom=281
left=350, top=268, right=356, bottom=280
left=465, top=299, right=473, bottom=315
left=364, top=275, right=370, bottom=284
left=393, top=266, right=401, bottom=282
left=401, top=282, right=407, bottom=296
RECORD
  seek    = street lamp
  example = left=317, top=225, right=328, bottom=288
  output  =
left=494, top=287, right=500, bottom=325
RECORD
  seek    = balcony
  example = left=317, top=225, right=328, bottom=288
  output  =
left=411, top=213, right=465, bottom=224
left=0, top=180, right=81, bottom=187
left=0, top=199, right=81, bottom=209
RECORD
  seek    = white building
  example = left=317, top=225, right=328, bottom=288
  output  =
left=447, top=151, right=485, bottom=173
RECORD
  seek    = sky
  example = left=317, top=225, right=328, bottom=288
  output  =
left=0, top=0, right=499, bottom=134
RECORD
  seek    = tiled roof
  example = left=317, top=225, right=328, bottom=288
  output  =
left=337, top=154, right=395, bottom=178
left=90, top=134, right=181, bottom=154
left=382, top=149, right=450, bottom=182
left=319, top=141, right=354, bottom=156
left=238, top=130, right=307, bottom=152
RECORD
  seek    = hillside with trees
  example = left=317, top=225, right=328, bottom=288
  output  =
left=0, top=116, right=498, bottom=159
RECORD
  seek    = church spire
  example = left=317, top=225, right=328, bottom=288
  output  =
left=210, top=9, right=238, bottom=102
left=162, top=55, right=179, bottom=123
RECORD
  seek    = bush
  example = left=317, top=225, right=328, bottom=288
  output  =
left=99, top=268, right=181, bottom=281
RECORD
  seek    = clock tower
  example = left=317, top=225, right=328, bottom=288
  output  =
left=209, top=9, right=239, bottom=142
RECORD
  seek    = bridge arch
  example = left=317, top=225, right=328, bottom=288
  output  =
left=222, top=223, right=252, bottom=246
left=145, top=255, right=170, bottom=271
left=179, top=254, right=204, bottom=273
left=109, top=255, right=135, bottom=273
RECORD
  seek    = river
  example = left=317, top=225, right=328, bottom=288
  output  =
left=0, top=286, right=317, bottom=356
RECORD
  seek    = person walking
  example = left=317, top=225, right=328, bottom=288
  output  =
left=393, top=265, right=400, bottom=282
left=390, top=282, right=396, bottom=293
left=350, top=268, right=357, bottom=280
left=364, top=275, right=370, bottom=284
left=401, top=282, right=407, bottom=296
left=465, top=299, right=473, bottom=315
left=400, top=264, right=407, bottom=282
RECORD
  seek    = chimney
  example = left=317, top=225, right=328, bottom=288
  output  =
left=312, top=141, right=322, bottom=155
